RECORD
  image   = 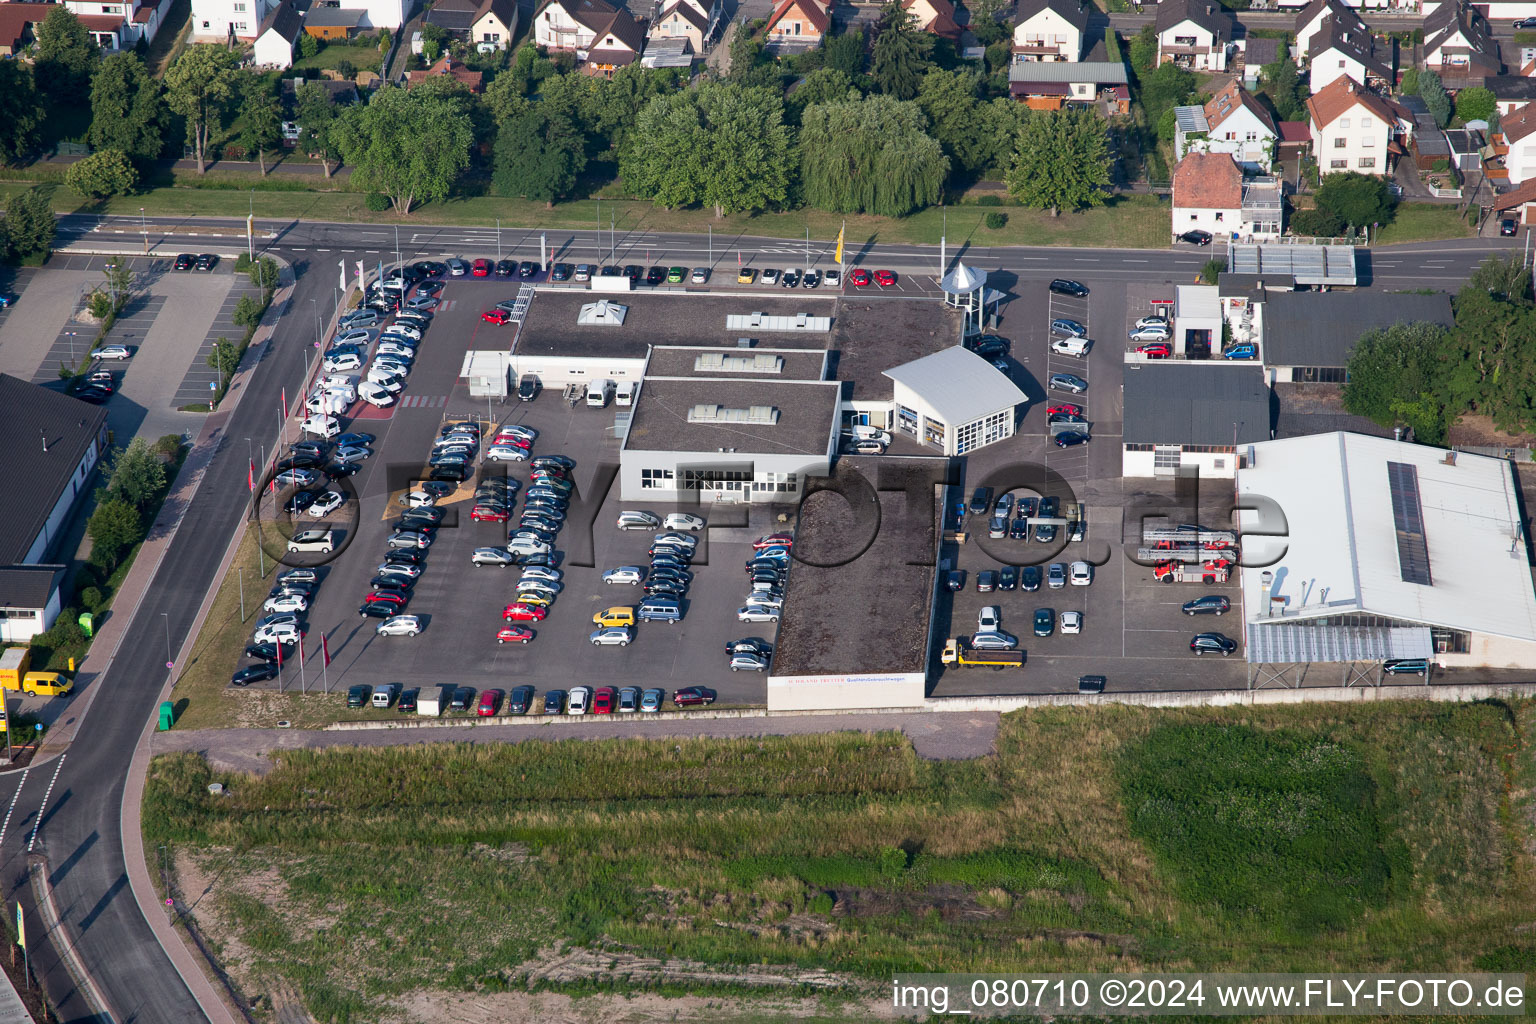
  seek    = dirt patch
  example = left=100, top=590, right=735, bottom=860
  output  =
left=390, top=988, right=900, bottom=1024
left=1447, top=413, right=1536, bottom=449
left=832, top=883, right=1010, bottom=923
left=513, top=944, right=849, bottom=990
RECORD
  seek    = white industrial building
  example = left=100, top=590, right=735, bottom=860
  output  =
left=882, top=346, right=1027, bottom=455
left=1123, top=363, right=1271, bottom=478
left=1239, top=432, right=1536, bottom=677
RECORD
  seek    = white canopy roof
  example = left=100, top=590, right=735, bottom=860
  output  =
left=883, top=346, right=1027, bottom=425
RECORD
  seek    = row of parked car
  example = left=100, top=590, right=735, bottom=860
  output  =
left=347, top=681, right=719, bottom=714
left=357, top=427, right=452, bottom=623
left=591, top=511, right=707, bottom=638
left=735, top=533, right=793, bottom=640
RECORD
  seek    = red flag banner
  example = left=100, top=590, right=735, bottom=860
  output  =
left=275, top=643, right=283, bottom=668
left=281, top=387, right=288, bottom=418
left=298, top=639, right=305, bottom=668
left=248, top=460, right=255, bottom=492
left=321, top=633, right=331, bottom=667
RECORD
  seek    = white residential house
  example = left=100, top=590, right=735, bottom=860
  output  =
left=647, top=0, right=720, bottom=53
left=532, top=0, right=618, bottom=52
left=60, top=0, right=177, bottom=48
left=1307, top=75, right=1411, bottom=175
left=1306, top=17, right=1394, bottom=92
left=1497, top=103, right=1536, bottom=186
left=191, top=0, right=273, bottom=41
left=1174, top=81, right=1278, bottom=172
left=253, top=0, right=302, bottom=66
left=470, top=0, right=520, bottom=50
left=1011, top=0, right=1086, bottom=62
left=1155, top=0, right=1234, bottom=72
left=1172, top=152, right=1242, bottom=240
left=1293, top=0, right=1366, bottom=62
left=1422, top=0, right=1502, bottom=81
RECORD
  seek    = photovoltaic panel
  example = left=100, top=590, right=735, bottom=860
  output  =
left=1387, top=461, right=1432, bottom=586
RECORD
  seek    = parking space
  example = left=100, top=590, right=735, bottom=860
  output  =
left=239, top=278, right=774, bottom=711
left=171, top=278, right=267, bottom=407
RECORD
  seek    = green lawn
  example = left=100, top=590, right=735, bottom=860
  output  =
left=286, top=43, right=385, bottom=75
left=144, top=700, right=1536, bottom=1021
left=1376, top=202, right=1477, bottom=245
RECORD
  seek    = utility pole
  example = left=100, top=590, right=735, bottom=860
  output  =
left=238, top=566, right=245, bottom=622
left=140, top=207, right=147, bottom=254
left=247, top=190, right=255, bottom=261
left=594, top=199, right=600, bottom=263
left=708, top=224, right=712, bottom=264
left=610, top=213, right=615, bottom=263
left=940, top=205, right=946, bottom=275
left=394, top=224, right=400, bottom=269
left=496, top=218, right=501, bottom=262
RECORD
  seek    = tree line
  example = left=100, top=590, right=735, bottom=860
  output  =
left=0, top=2, right=1118, bottom=220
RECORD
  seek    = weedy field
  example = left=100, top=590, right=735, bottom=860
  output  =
left=143, top=700, right=1536, bottom=1023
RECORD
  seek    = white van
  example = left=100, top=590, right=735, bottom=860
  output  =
left=586, top=379, right=615, bottom=408
left=850, top=424, right=892, bottom=445
left=370, top=683, right=398, bottom=708
left=287, top=529, right=335, bottom=553
left=1050, top=336, right=1091, bottom=357
left=300, top=414, right=341, bottom=438
left=614, top=380, right=636, bottom=407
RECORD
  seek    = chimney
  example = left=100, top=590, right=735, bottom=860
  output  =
left=1443, top=451, right=1457, bottom=466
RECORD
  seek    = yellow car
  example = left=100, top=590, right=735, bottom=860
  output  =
left=21, top=672, right=72, bottom=697
left=592, top=606, right=636, bottom=628
left=737, top=267, right=757, bottom=284
left=515, top=593, right=552, bottom=608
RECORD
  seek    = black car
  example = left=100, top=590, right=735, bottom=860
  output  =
left=646, top=266, right=666, bottom=285
left=1182, top=595, right=1231, bottom=616
left=429, top=465, right=472, bottom=483
left=269, top=580, right=315, bottom=599
left=531, top=455, right=576, bottom=470
left=973, top=335, right=1009, bottom=359
left=977, top=570, right=997, bottom=592
left=419, top=480, right=457, bottom=498
left=398, top=687, right=420, bottom=712
left=1033, top=522, right=1058, bottom=544
left=1078, top=675, right=1106, bottom=694
left=782, top=269, right=801, bottom=288
left=359, top=600, right=400, bottom=618
left=414, top=261, right=446, bottom=277
left=494, top=259, right=517, bottom=277
left=1020, top=566, right=1042, bottom=591
left=550, top=263, right=573, bottom=281
left=73, top=385, right=112, bottom=405
left=600, top=265, right=623, bottom=277
left=1179, top=230, right=1213, bottom=246
left=505, top=685, right=535, bottom=714
left=945, top=570, right=966, bottom=591
left=173, top=253, right=195, bottom=271
left=1054, top=431, right=1091, bottom=449
left=346, top=684, right=371, bottom=707
left=195, top=253, right=218, bottom=270
left=1502, top=218, right=1519, bottom=237
left=1033, top=608, right=1055, bottom=637
left=326, top=462, right=362, bottom=479
left=518, top=374, right=540, bottom=401
left=370, top=574, right=414, bottom=591
left=1049, top=279, right=1089, bottom=297
left=244, top=641, right=294, bottom=662
left=1190, top=631, right=1237, bottom=656
left=623, top=264, right=643, bottom=281
left=544, top=689, right=566, bottom=714
left=383, top=550, right=425, bottom=567
left=231, top=662, right=279, bottom=687
left=401, top=505, right=446, bottom=524
left=449, top=685, right=476, bottom=711
left=968, top=486, right=993, bottom=516
left=291, top=439, right=330, bottom=457
left=1039, top=496, right=1059, bottom=519
left=726, top=637, right=773, bottom=657
left=283, top=490, right=319, bottom=514
left=1516, top=16, right=1536, bottom=27
left=519, top=260, right=539, bottom=277
left=1010, top=516, right=1029, bottom=540
left=999, top=566, right=1017, bottom=591
left=416, top=280, right=444, bottom=296
left=278, top=454, right=324, bottom=472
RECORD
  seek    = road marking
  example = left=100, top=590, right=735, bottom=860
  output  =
left=0, top=768, right=28, bottom=848
left=1124, top=259, right=1149, bottom=263
left=27, top=754, right=64, bottom=852
left=317, top=248, right=332, bottom=252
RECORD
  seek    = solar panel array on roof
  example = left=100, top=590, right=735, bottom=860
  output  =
left=1387, top=460, right=1433, bottom=585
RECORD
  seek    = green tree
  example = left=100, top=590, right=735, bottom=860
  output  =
left=3, top=189, right=57, bottom=264
left=378, top=26, right=392, bottom=51
left=1006, top=107, right=1112, bottom=216
left=1289, top=206, right=1343, bottom=237
left=1399, top=67, right=1419, bottom=94
left=88, top=53, right=168, bottom=165
left=1259, top=46, right=1308, bottom=123
left=1341, top=322, right=1451, bottom=443
left=65, top=149, right=138, bottom=200
left=232, top=294, right=264, bottom=328
left=1129, top=24, right=1158, bottom=72
left=250, top=256, right=279, bottom=289
left=207, top=336, right=240, bottom=390
left=296, top=82, right=342, bottom=177
left=1419, top=70, right=1450, bottom=129
left=822, top=30, right=868, bottom=78
left=699, top=84, right=792, bottom=217
left=484, top=59, right=535, bottom=126
left=621, top=94, right=707, bottom=209
left=1454, top=86, right=1496, bottom=125
left=298, top=32, right=320, bottom=60
left=1468, top=253, right=1532, bottom=303
left=163, top=45, right=239, bottom=174
left=799, top=94, right=947, bottom=216
left=35, top=6, right=98, bottom=96
left=492, top=107, right=587, bottom=206
left=917, top=68, right=995, bottom=176
left=1138, top=61, right=1197, bottom=129
left=420, top=22, right=445, bottom=63
left=870, top=1, right=930, bottom=100
left=0, top=63, right=44, bottom=166
left=1441, top=287, right=1536, bottom=432
left=333, top=85, right=474, bottom=214
left=238, top=80, right=283, bottom=175
left=584, top=64, right=681, bottom=151
left=105, top=436, right=167, bottom=511
left=1315, top=171, right=1394, bottom=230
left=87, top=498, right=142, bottom=571
left=790, top=67, right=858, bottom=119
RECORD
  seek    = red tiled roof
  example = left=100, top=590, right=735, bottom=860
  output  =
left=405, top=54, right=484, bottom=91
left=1172, top=152, right=1242, bottom=210
left=133, top=5, right=153, bottom=22
left=1306, top=75, right=1398, bottom=129
left=903, top=0, right=961, bottom=40
left=0, top=2, right=49, bottom=50
left=75, top=13, right=126, bottom=30
left=1503, top=103, right=1536, bottom=145
left=1278, top=120, right=1311, bottom=143
left=1495, top=177, right=1536, bottom=211
left=1203, top=80, right=1276, bottom=136
left=766, top=0, right=828, bottom=35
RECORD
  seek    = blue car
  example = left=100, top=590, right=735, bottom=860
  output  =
left=1223, top=343, right=1257, bottom=360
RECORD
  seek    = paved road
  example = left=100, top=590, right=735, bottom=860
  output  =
left=12, top=211, right=1518, bottom=1024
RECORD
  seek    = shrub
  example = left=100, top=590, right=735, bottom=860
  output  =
left=1290, top=206, right=1343, bottom=237
left=877, top=846, right=907, bottom=879
left=985, top=211, right=1007, bottom=229
left=234, top=253, right=252, bottom=272
left=80, top=587, right=103, bottom=612
left=336, top=59, right=355, bottom=79
left=974, top=194, right=1003, bottom=207
left=155, top=434, right=184, bottom=460
left=365, top=192, right=390, bottom=212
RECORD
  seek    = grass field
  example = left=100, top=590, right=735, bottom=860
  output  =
left=144, top=700, right=1536, bottom=1022
left=1375, top=203, right=1476, bottom=245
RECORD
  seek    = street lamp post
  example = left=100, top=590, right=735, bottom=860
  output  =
left=162, top=612, right=172, bottom=674
left=247, top=190, right=255, bottom=262
left=394, top=224, right=401, bottom=269
left=140, top=207, right=147, bottom=254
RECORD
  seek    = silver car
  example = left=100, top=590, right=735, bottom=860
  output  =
left=472, top=547, right=515, bottom=567
left=603, top=566, right=645, bottom=585
left=520, top=566, right=563, bottom=583
left=970, top=630, right=1018, bottom=650
left=590, top=626, right=634, bottom=646
left=389, top=530, right=432, bottom=549
left=1047, top=562, right=1067, bottom=588
left=617, top=511, right=660, bottom=530
left=730, top=652, right=768, bottom=672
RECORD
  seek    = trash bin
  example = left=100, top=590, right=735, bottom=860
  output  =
left=78, top=612, right=93, bottom=638
left=158, top=701, right=174, bottom=731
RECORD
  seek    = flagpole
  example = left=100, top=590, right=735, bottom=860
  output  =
left=299, top=636, right=307, bottom=693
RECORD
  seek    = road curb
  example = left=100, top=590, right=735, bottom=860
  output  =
left=29, top=857, right=114, bottom=1022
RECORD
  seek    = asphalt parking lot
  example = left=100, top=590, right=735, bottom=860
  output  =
left=244, top=273, right=777, bottom=710
left=928, top=277, right=1247, bottom=697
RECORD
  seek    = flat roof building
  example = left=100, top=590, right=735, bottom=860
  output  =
left=1259, top=290, right=1454, bottom=383
left=1239, top=432, right=1536, bottom=675
left=1123, top=364, right=1272, bottom=478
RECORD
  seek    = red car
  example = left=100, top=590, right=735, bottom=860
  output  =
left=471, top=505, right=510, bottom=522
left=365, top=590, right=408, bottom=606
left=482, top=309, right=512, bottom=325
left=471, top=258, right=492, bottom=277
left=477, top=688, right=504, bottom=716
left=672, top=686, right=716, bottom=707
left=591, top=686, right=617, bottom=714
left=874, top=269, right=897, bottom=287
left=1047, top=403, right=1084, bottom=418
left=503, top=603, right=547, bottom=622
left=494, top=434, right=532, bottom=449
left=753, top=533, right=793, bottom=550
left=849, top=268, right=872, bottom=287
left=1137, top=342, right=1172, bottom=359
left=496, top=626, right=534, bottom=644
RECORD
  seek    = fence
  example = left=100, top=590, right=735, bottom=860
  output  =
left=1454, top=444, right=1536, bottom=463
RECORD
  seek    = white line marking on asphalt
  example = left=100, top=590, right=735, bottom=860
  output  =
left=0, top=768, right=28, bottom=848
left=28, top=754, right=64, bottom=852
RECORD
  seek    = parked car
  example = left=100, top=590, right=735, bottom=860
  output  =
left=1190, top=631, right=1238, bottom=656
left=1033, top=607, right=1055, bottom=637
left=1050, top=318, right=1086, bottom=337
left=1182, top=595, right=1231, bottom=616
left=1049, top=372, right=1088, bottom=394
left=673, top=686, right=716, bottom=707
left=1179, top=229, right=1213, bottom=246
left=1049, top=279, right=1089, bottom=297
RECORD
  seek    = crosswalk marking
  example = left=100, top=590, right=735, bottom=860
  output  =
left=397, top=395, right=446, bottom=408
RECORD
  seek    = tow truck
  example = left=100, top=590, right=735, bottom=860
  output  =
left=941, top=639, right=1025, bottom=669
